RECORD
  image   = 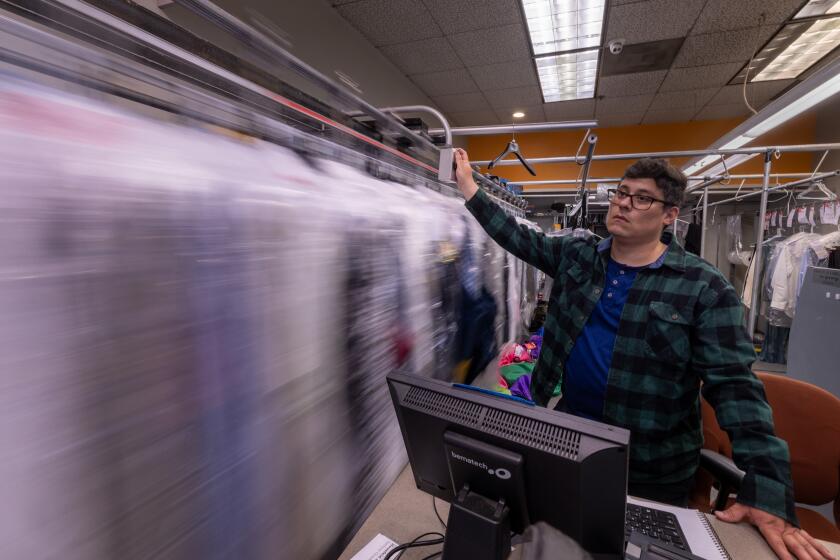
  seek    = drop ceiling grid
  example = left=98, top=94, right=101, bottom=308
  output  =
left=330, top=0, right=812, bottom=127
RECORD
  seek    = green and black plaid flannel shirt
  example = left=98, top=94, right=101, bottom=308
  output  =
left=466, top=188, right=798, bottom=526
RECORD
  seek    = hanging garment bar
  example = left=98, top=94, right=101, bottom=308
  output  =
left=513, top=173, right=820, bottom=187
left=748, top=152, right=774, bottom=339
left=472, top=143, right=840, bottom=167
left=703, top=170, right=839, bottom=210
left=0, top=2, right=527, bottom=215
left=577, top=133, right=598, bottom=228
left=429, top=121, right=598, bottom=137
left=347, top=105, right=453, bottom=147
left=348, top=104, right=455, bottom=182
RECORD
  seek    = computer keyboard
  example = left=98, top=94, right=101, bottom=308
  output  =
left=625, top=503, right=690, bottom=551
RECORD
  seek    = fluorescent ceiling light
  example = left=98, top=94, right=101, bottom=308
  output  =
left=684, top=54, right=840, bottom=178
left=522, top=0, right=606, bottom=101
left=719, top=135, right=753, bottom=150
left=522, top=0, right=606, bottom=55
left=748, top=70, right=840, bottom=136
left=699, top=153, right=758, bottom=178
left=753, top=16, right=840, bottom=82
left=795, top=0, right=840, bottom=19
left=684, top=156, right=718, bottom=176
left=536, top=49, right=599, bottom=102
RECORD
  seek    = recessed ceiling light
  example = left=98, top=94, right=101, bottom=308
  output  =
left=752, top=16, right=840, bottom=81
left=731, top=13, right=840, bottom=84
left=512, top=112, right=526, bottom=118
left=522, top=0, right=606, bottom=55
left=521, top=0, right=606, bottom=101
left=535, top=49, right=599, bottom=102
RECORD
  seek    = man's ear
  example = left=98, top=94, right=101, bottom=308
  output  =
left=663, top=205, right=680, bottom=226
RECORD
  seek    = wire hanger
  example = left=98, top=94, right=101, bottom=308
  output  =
left=487, top=119, right=537, bottom=176
left=797, top=180, right=837, bottom=201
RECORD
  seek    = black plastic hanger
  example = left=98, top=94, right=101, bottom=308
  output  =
left=487, top=123, right=536, bottom=176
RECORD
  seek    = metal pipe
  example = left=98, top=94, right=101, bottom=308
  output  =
left=514, top=173, right=819, bottom=186
left=686, top=175, right=726, bottom=195
left=748, top=152, right=773, bottom=339
left=472, top=143, right=840, bottom=167
left=522, top=188, right=795, bottom=197
left=429, top=120, right=598, bottom=136
left=701, top=186, right=709, bottom=259
left=350, top=105, right=453, bottom=146
left=704, top=170, right=840, bottom=209
left=578, top=134, right=598, bottom=228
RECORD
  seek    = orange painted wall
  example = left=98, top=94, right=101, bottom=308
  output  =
left=466, top=115, right=816, bottom=191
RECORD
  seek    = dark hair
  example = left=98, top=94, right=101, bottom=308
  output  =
left=622, top=158, right=687, bottom=207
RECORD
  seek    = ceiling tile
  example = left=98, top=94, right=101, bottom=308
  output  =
left=431, top=92, right=490, bottom=113
left=448, top=23, right=531, bottom=67
left=673, top=25, right=778, bottom=68
left=650, top=88, right=719, bottom=111
left=659, top=62, right=743, bottom=92
left=447, top=109, right=502, bottom=126
left=596, top=94, right=654, bottom=115
left=422, top=0, right=522, bottom=35
left=409, top=68, right=478, bottom=97
left=482, top=86, right=543, bottom=111
left=544, top=99, right=596, bottom=121
left=596, top=113, right=644, bottom=127
left=707, top=79, right=795, bottom=106
left=605, top=0, right=705, bottom=44
left=331, top=0, right=358, bottom=4
left=336, top=0, right=442, bottom=47
left=379, top=38, right=462, bottom=74
left=494, top=105, right=546, bottom=124
left=468, top=59, right=537, bottom=91
left=642, top=107, right=698, bottom=124
left=597, top=70, right=668, bottom=96
left=610, top=0, right=649, bottom=4
left=694, top=103, right=751, bottom=121
left=693, top=0, right=805, bottom=34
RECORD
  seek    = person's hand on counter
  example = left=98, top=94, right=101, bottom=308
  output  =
left=715, top=503, right=835, bottom=560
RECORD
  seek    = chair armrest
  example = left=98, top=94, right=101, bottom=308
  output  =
left=699, top=449, right=746, bottom=512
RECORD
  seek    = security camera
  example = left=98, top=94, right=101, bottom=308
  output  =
left=608, top=39, right=625, bottom=55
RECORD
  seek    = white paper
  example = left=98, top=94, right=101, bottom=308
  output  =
left=771, top=212, right=778, bottom=227
left=628, top=497, right=728, bottom=560
left=797, top=207, right=807, bottom=225
left=808, top=206, right=816, bottom=226
left=786, top=211, right=795, bottom=228
left=763, top=212, right=771, bottom=231
left=350, top=534, right=399, bottom=560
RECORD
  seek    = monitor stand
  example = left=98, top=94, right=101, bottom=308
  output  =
left=442, top=485, right=510, bottom=560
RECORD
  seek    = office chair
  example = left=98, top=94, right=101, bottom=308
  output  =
left=690, top=373, right=840, bottom=544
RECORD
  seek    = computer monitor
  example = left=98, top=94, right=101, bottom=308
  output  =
left=387, top=371, right=631, bottom=560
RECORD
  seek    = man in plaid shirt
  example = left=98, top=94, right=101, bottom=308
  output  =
left=454, top=148, right=833, bottom=560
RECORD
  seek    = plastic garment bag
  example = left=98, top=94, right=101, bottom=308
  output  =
left=726, top=215, right=752, bottom=267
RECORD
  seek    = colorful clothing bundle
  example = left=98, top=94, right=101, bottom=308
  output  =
left=492, top=333, right=555, bottom=401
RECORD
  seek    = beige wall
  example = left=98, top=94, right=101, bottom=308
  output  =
left=161, top=0, right=432, bottom=110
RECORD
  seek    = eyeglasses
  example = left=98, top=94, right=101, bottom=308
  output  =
left=607, top=188, right=670, bottom=211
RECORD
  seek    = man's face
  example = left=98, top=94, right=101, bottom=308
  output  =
left=606, top=177, right=679, bottom=242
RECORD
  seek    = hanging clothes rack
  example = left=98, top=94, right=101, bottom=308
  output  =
left=0, top=0, right=527, bottom=214
left=472, top=144, right=840, bottom=167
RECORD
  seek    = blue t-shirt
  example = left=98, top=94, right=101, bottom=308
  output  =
left=562, top=242, right=667, bottom=421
